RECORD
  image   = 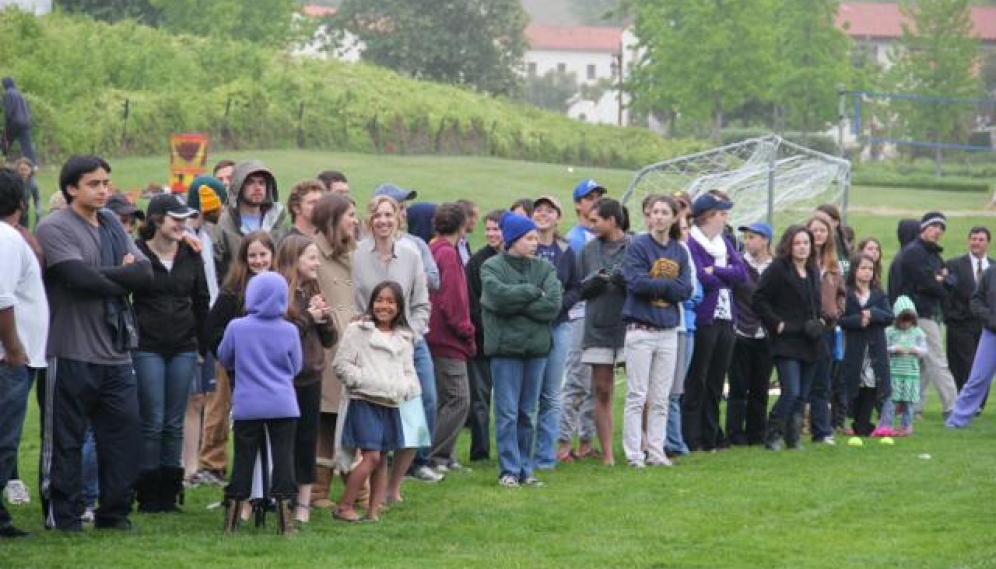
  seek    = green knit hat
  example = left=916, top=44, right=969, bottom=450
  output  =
left=186, top=175, right=228, bottom=214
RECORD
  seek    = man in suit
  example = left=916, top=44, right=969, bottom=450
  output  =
left=945, top=227, right=992, bottom=408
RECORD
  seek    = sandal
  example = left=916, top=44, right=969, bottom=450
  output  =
left=555, top=449, right=576, bottom=463
left=332, top=509, right=361, bottom=523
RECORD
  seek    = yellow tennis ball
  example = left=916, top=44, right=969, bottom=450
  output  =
left=847, top=436, right=864, bottom=447
left=880, top=437, right=895, bottom=446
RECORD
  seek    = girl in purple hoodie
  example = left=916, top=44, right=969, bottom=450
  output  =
left=217, top=271, right=303, bottom=535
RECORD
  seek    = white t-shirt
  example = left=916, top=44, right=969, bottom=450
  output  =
left=0, top=222, right=49, bottom=367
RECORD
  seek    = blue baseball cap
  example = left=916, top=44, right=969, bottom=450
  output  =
left=738, top=221, right=773, bottom=242
left=572, top=179, right=606, bottom=202
left=373, top=183, right=418, bottom=203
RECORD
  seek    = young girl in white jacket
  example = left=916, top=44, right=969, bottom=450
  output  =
left=332, top=280, right=421, bottom=522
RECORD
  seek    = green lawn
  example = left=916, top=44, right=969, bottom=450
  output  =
left=6, top=152, right=996, bottom=568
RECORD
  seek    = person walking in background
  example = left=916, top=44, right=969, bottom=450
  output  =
left=946, top=260, right=996, bottom=428
left=13, top=158, right=38, bottom=228
left=274, top=235, right=337, bottom=524
left=896, top=212, right=957, bottom=418
left=683, top=192, right=746, bottom=452
left=130, top=194, right=208, bottom=513
left=621, top=195, right=692, bottom=468
left=0, top=167, right=48, bottom=538
left=426, top=203, right=476, bottom=472
left=726, top=222, right=774, bottom=446
left=2, top=78, right=37, bottom=166
left=752, top=225, right=825, bottom=451
left=839, top=253, right=893, bottom=436
left=36, top=155, right=153, bottom=531
left=579, top=198, right=631, bottom=466
left=481, top=213, right=562, bottom=486
left=878, top=296, right=926, bottom=437
left=217, top=272, right=302, bottom=535
left=530, top=195, right=580, bottom=471
left=465, top=210, right=504, bottom=462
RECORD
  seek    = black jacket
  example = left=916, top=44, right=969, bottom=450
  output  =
left=944, top=254, right=993, bottom=325
left=752, top=258, right=826, bottom=363
left=897, top=237, right=950, bottom=319
left=2, top=77, right=31, bottom=131
left=887, top=219, right=920, bottom=303
left=971, top=266, right=996, bottom=333
left=206, top=290, right=242, bottom=357
left=839, top=287, right=894, bottom=399
left=133, top=240, right=210, bottom=355
left=466, top=245, right=499, bottom=350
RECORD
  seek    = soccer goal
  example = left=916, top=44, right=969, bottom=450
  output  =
left=621, top=135, right=851, bottom=233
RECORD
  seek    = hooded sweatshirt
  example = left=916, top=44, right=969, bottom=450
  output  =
left=406, top=202, right=437, bottom=244
left=217, top=272, right=302, bottom=420
left=886, top=295, right=926, bottom=393
left=212, top=160, right=287, bottom=283
left=887, top=219, right=921, bottom=303
left=3, top=77, right=31, bottom=130
left=426, top=237, right=476, bottom=360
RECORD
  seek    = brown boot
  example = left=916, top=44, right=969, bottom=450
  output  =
left=277, top=500, right=297, bottom=536
left=310, top=465, right=335, bottom=510
left=224, top=500, right=242, bottom=534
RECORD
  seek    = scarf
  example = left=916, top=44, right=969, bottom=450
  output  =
left=97, top=209, right=139, bottom=352
left=691, top=225, right=732, bottom=320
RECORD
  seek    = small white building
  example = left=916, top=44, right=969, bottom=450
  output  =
left=0, top=0, right=51, bottom=15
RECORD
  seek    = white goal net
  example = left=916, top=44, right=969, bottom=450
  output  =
left=621, top=135, right=851, bottom=233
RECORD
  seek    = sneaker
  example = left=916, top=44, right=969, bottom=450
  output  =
left=406, top=465, right=444, bottom=483
left=432, top=463, right=449, bottom=474
left=870, top=427, right=896, bottom=437
left=194, top=470, right=225, bottom=486
left=80, top=508, right=96, bottom=525
left=647, top=456, right=674, bottom=467
left=895, top=426, right=913, bottom=437
left=498, top=475, right=519, bottom=488
left=819, top=436, right=836, bottom=446
left=446, top=461, right=470, bottom=472
left=4, top=479, right=30, bottom=505
left=627, top=460, right=645, bottom=469
left=521, top=476, right=545, bottom=487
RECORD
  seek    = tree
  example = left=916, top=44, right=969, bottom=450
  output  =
left=887, top=0, right=981, bottom=170
left=626, top=0, right=777, bottom=141
left=56, top=0, right=161, bottom=25
left=771, top=0, right=852, bottom=132
left=519, top=70, right=578, bottom=112
left=329, top=0, right=528, bottom=97
left=148, top=0, right=303, bottom=48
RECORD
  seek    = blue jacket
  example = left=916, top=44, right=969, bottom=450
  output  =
left=2, top=77, right=31, bottom=130
left=622, top=234, right=693, bottom=329
left=536, top=238, right=581, bottom=324
left=218, top=272, right=302, bottom=420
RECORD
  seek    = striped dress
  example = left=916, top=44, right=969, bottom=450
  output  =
left=886, top=325, right=926, bottom=403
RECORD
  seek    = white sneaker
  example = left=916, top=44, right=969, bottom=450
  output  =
left=498, top=475, right=520, bottom=488
left=406, top=465, right=444, bottom=483
left=4, top=480, right=30, bottom=505
left=647, top=456, right=674, bottom=467
left=80, top=508, right=96, bottom=525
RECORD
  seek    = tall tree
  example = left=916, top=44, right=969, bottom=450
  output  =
left=626, top=0, right=777, bottom=141
left=329, top=0, right=528, bottom=97
left=888, top=0, right=981, bottom=168
left=771, top=0, right=852, bottom=132
left=148, top=0, right=302, bottom=48
left=56, top=0, right=161, bottom=25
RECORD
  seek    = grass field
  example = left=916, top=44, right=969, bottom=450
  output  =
left=5, top=151, right=996, bottom=569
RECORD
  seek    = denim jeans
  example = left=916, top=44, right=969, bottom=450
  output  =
left=0, top=363, right=32, bottom=525
left=534, top=322, right=570, bottom=469
left=412, top=339, right=437, bottom=468
left=808, top=331, right=834, bottom=441
left=491, top=356, right=547, bottom=480
left=879, top=400, right=913, bottom=430
left=81, top=426, right=98, bottom=509
left=770, top=357, right=817, bottom=422
left=133, top=351, right=198, bottom=471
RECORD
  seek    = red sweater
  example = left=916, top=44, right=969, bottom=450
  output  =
left=426, top=238, right=476, bottom=360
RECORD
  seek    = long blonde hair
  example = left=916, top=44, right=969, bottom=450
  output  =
left=808, top=213, right=840, bottom=274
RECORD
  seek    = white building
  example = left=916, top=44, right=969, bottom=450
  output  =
left=0, top=0, right=51, bottom=15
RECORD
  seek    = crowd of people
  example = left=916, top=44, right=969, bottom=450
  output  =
left=1, top=153, right=993, bottom=539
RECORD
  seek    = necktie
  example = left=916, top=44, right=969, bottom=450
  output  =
left=978, top=259, right=984, bottom=283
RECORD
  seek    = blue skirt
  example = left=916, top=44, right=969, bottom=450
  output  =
left=341, top=399, right=404, bottom=452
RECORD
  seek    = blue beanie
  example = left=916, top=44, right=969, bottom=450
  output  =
left=500, top=213, right=537, bottom=250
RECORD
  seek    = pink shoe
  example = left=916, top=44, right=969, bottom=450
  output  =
left=871, top=427, right=896, bottom=437
left=895, top=426, right=913, bottom=437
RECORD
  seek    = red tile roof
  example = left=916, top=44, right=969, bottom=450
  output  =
left=837, top=2, right=996, bottom=42
left=525, top=25, right=622, bottom=53
left=302, top=4, right=335, bottom=18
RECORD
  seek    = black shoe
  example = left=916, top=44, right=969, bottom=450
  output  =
left=0, top=523, right=30, bottom=538
left=94, top=518, right=134, bottom=531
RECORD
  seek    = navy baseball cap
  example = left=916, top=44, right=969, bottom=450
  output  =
left=373, top=183, right=417, bottom=203
left=691, top=193, right=734, bottom=217
left=738, top=221, right=773, bottom=242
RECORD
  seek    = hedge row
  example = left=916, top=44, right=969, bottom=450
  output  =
left=0, top=10, right=705, bottom=169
